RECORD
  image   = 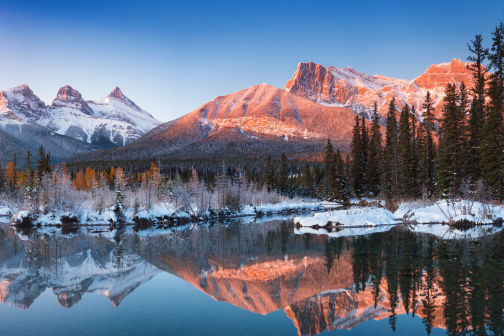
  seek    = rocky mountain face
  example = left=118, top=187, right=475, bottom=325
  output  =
left=0, top=233, right=160, bottom=310
left=65, top=58, right=478, bottom=163
left=64, top=84, right=363, bottom=162
left=0, top=84, right=161, bottom=162
left=285, top=59, right=476, bottom=120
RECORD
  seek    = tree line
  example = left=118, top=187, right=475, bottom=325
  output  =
left=346, top=24, right=504, bottom=205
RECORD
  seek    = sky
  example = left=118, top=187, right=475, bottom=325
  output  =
left=0, top=0, right=502, bottom=122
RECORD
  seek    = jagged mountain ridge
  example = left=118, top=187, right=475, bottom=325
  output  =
left=64, top=59, right=477, bottom=163
left=285, top=59, right=477, bottom=120
left=64, top=84, right=361, bottom=162
left=0, top=241, right=160, bottom=310
left=0, top=84, right=161, bottom=162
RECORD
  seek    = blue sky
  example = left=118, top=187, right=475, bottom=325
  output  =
left=0, top=0, right=502, bottom=122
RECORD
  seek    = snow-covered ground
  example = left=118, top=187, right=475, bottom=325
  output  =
left=0, top=206, right=12, bottom=216
left=293, top=200, right=504, bottom=239
left=10, top=201, right=322, bottom=227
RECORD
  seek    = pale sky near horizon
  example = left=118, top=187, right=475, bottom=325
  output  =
left=0, top=0, right=502, bottom=122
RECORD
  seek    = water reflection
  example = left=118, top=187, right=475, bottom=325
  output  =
left=0, top=220, right=503, bottom=335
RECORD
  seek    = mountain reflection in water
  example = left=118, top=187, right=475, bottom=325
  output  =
left=0, top=220, right=503, bottom=336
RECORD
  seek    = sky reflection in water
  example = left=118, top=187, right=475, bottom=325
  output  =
left=0, top=219, right=501, bottom=336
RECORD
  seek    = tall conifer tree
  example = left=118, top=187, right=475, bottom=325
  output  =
left=418, top=91, right=437, bottom=197
left=367, top=102, right=383, bottom=197
left=481, top=23, right=504, bottom=201
left=383, top=99, right=400, bottom=202
left=398, top=104, right=413, bottom=198
left=436, top=83, right=467, bottom=197
left=351, top=115, right=365, bottom=197
left=467, top=34, right=489, bottom=183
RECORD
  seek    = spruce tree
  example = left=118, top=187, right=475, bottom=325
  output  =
left=398, top=104, right=413, bottom=198
left=278, top=153, right=289, bottom=195
left=467, top=34, right=489, bottom=183
left=334, top=148, right=350, bottom=202
left=36, top=145, right=46, bottom=180
left=410, top=105, right=421, bottom=198
left=367, top=102, right=383, bottom=197
left=324, top=139, right=336, bottom=199
left=419, top=91, right=437, bottom=197
left=481, top=24, right=504, bottom=201
left=361, top=117, right=369, bottom=188
left=436, top=83, right=467, bottom=197
left=265, top=154, right=276, bottom=192
left=351, top=115, right=365, bottom=197
left=382, top=98, right=400, bottom=203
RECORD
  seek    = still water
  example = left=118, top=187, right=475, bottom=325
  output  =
left=0, top=218, right=502, bottom=336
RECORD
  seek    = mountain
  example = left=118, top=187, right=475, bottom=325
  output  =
left=285, top=59, right=476, bottom=120
left=0, top=84, right=161, bottom=163
left=0, top=234, right=161, bottom=310
left=64, top=84, right=361, bottom=162
left=64, top=59, right=477, bottom=163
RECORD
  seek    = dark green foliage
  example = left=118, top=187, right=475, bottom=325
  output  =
left=481, top=23, right=504, bottom=202
left=367, top=102, right=383, bottom=197
left=418, top=91, right=437, bottom=197
left=278, top=153, right=289, bottom=195
left=436, top=83, right=468, bottom=197
left=350, top=116, right=367, bottom=197
left=466, top=35, right=488, bottom=183
left=382, top=98, right=400, bottom=202
left=398, top=104, right=414, bottom=198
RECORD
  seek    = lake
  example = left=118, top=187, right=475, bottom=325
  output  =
left=0, top=217, right=502, bottom=336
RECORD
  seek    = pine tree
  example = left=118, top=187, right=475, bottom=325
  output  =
left=481, top=23, right=504, bottom=202
left=36, top=145, right=46, bottom=180
left=351, top=115, right=365, bottom=197
left=410, top=105, right=421, bottom=198
left=265, top=154, right=276, bottom=192
left=278, top=153, right=289, bottom=195
left=467, top=34, right=489, bottom=183
left=436, top=83, right=467, bottom=198
left=367, top=102, right=383, bottom=197
left=324, top=139, right=336, bottom=199
left=334, top=148, right=350, bottom=202
left=382, top=99, right=400, bottom=203
left=419, top=91, right=437, bottom=197
left=398, top=104, right=413, bottom=198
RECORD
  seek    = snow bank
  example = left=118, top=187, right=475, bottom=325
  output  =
left=0, top=206, right=12, bottom=216
left=294, top=208, right=395, bottom=227
left=394, top=200, right=504, bottom=224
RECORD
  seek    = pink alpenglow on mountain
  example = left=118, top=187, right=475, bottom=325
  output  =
left=284, top=59, right=478, bottom=120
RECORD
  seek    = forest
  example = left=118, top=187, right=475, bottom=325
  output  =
left=1, top=24, right=504, bottom=223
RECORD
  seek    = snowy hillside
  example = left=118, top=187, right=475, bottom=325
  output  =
left=0, top=84, right=162, bottom=151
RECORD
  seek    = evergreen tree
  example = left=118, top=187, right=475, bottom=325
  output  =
left=398, top=104, right=414, bottom=198
left=382, top=99, right=400, bottom=203
left=324, top=139, right=336, bottom=199
left=278, top=153, right=289, bottom=195
left=334, top=148, right=350, bottom=202
left=436, top=83, right=467, bottom=197
left=410, top=105, right=421, bottom=198
left=351, top=115, right=366, bottom=197
left=367, top=102, right=383, bottom=197
left=418, top=91, right=437, bottom=197
left=481, top=23, right=504, bottom=202
left=467, top=34, right=489, bottom=183
left=36, top=145, right=46, bottom=180
left=265, top=154, right=276, bottom=192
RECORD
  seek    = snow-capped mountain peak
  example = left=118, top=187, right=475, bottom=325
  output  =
left=51, top=85, right=94, bottom=116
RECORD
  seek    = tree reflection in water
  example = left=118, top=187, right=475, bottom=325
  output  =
left=0, top=221, right=503, bottom=335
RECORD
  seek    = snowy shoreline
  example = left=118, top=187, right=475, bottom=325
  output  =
left=7, top=202, right=323, bottom=227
